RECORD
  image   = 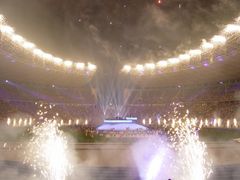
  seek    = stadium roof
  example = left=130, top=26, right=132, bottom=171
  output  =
left=0, top=1, right=240, bottom=88
left=0, top=51, right=239, bottom=88
left=130, top=55, right=240, bottom=88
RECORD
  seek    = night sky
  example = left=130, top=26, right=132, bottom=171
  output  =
left=0, top=0, right=240, bottom=68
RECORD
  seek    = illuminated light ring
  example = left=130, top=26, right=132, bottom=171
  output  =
left=0, top=14, right=97, bottom=74
left=122, top=15, right=240, bottom=75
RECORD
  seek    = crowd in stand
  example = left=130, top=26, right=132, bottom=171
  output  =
left=0, top=81, right=239, bottom=129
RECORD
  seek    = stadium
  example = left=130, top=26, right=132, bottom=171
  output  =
left=0, top=0, right=240, bottom=180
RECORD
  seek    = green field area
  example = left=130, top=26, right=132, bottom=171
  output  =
left=199, top=128, right=240, bottom=141
left=0, top=126, right=240, bottom=143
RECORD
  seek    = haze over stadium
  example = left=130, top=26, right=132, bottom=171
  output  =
left=0, top=0, right=240, bottom=180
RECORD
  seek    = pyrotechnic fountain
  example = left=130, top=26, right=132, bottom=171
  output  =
left=24, top=121, right=72, bottom=180
left=132, top=103, right=213, bottom=180
left=24, top=103, right=73, bottom=180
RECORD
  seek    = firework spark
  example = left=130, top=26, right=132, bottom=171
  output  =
left=24, top=121, right=72, bottom=180
left=137, top=103, right=213, bottom=180
left=168, top=119, right=213, bottom=180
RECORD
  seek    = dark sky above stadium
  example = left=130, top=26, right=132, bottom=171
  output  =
left=0, top=0, right=240, bottom=67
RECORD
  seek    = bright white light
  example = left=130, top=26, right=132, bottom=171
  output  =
left=146, top=149, right=166, bottom=180
left=179, top=54, right=190, bottom=62
left=33, top=48, right=44, bottom=57
left=122, top=65, right=132, bottom=73
left=75, top=62, right=85, bottom=70
left=63, top=60, right=73, bottom=68
left=234, top=118, right=238, bottom=128
left=53, top=57, right=63, bottom=65
left=87, top=63, right=97, bottom=71
left=43, top=53, right=53, bottom=61
left=145, top=63, right=156, bottom=70
left=211, top=35, right=226, bottom=45
left=0, top=14, right=5, bottom=23
left=157, top=60, right=168, bottom=68
left=224, top=24, right=240, bottom=33
left=22, top=42, right=36, bottom=50
left=0, top=25, right=14, bottom=34
left=235, top=16, right=240, bottom=23
left=11, top=34, right=24, bottom=43
left=168, top=58, right=180, bottom=65
left=135, top=64, right=144, bottom=72
left=25, top=122, right=72, bottom=180
left=23, top=42, right=35, bottom=49
left=201, top=40, right=214, bottom=50
left=104, top=120, right=133, bottom=123
left=148, top=118, right=152, bottom=125
left=7, top=118, right=11, bottom=126
left=189, top=49, right=202, bottom=57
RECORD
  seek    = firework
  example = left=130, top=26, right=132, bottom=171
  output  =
left=24, top=121, right=72, bottom=180
left=168, top=119, right=212, bottom=180
left=143, top=104, right=212, bottom=180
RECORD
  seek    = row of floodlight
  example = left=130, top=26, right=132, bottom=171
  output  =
left=0, top=14, right=97, bottom=73
left=122, top=17, right=240, bottom=74
left=1, top=14, right=240, bottom=76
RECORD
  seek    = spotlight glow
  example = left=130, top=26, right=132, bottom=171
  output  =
left=211, top=35, right=226, bottom=45
left=201, top=40, right=214, bottom=50
left=135, top=64, right=144, bottom=72
left=224, top=24, right=240, bottom=34
left=145, top=63, right=156, bottom=70
left=189, top=49, right=202, bottom=57
left=33, top=48, right=44, bottom=57
left=168, top=58, right=180, bottom=65
left=87, top=63, right=97, bottom=71
left=75, top=62, right=85, bottom=70
left=23, top=42, right=36, bottom=49
left=157, top=60, right=168, bottom=68
left=0, top=25, right=14, bottom=34
left=43, top=53, right=53, bottom=61
left=53, top=57, right=63, bottom=65
left=11, top=34, right=24, bottom=43
left=0, top=14, right=5, bottom=23
left=122, top=65, right=132, bottom=73
left=179, top=54, right=190, bottom=62
left=63, top=60, right=73, bottom=68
